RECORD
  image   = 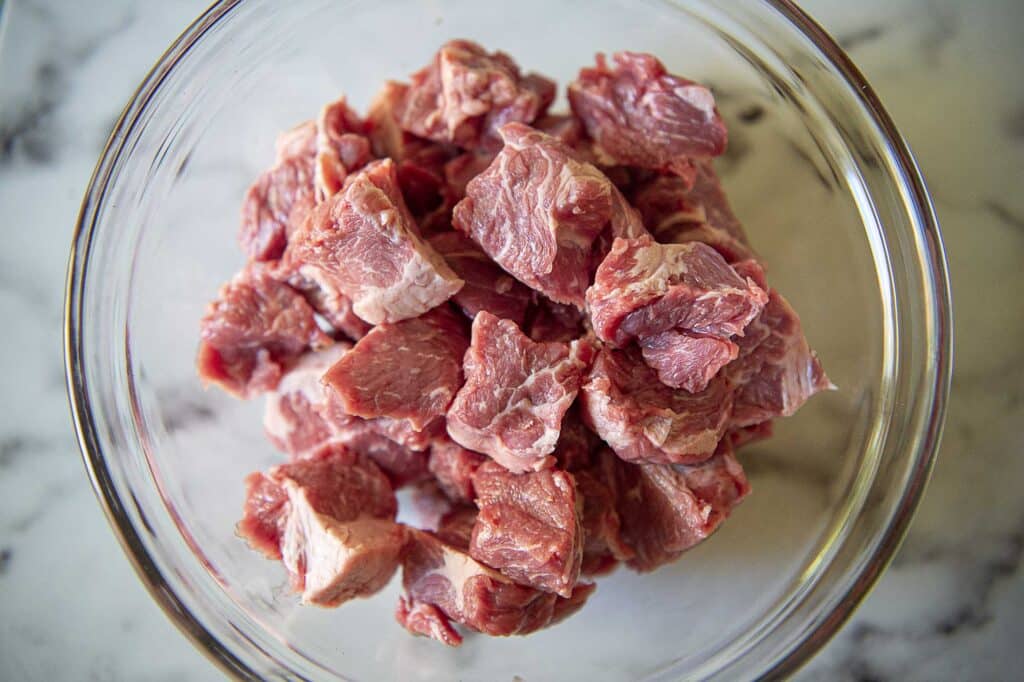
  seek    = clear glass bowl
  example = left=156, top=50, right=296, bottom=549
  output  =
left=64, top=0, right=951, bottom=679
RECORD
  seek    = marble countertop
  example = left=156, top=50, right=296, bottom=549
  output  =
left=0, top=0, right=1020, bottom=679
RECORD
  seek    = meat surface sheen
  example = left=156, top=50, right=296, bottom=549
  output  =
left=727, top=289, right=833, bottom=427
left=428, top=231, right=532, bottom=326
left=568, top=52, right=727, bottom=173
left=284, top=159, right=463, bottom=325
left=399, top=530, right=593, bottom=644
left=197, top=265, right=330, bottom=398
left=323, top=307, right=468, bottom=434
left=586, top=236, right=767, bottom=347
left=453, top=122, right=640, bottom=307
left=579, top=345, right=733, bottom=464
left=399, top=40, right=556, bottom=151
left=446, top=312, right=595, bottom=473
left=469, top=461, right=584, bottom=597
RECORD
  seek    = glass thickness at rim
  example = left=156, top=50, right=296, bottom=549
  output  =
left=64, top=0, right=952, bottom=679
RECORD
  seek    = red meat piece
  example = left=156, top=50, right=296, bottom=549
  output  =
left=453, top=122, right=641, bottom=307
left=525, top=297, right=588, bottom=344
left=283, top=159, right=463, bottom=325
left=428, top=231, right=532, bottom=326
left=727, top=289, right=833, bottom=427
left=429, top=437, right=487, bottom=504
left=609, top=441, right=750, bottom=572
left=236, top=445, right=404, bottom=606
left=639, top=330, right=739, bottom=393
left=398, top=530, right=593, bottom=644
left=263, top=343, right=349, bottom=455
left=323, top=307, right=468, bottom=432
left=446, top=312, right=595, bottom=473
left=586, top=236, right=767, bottom=347
left=568, top=52, right=727, bottom=174
left=579, top=345, right=733, bottom=465
left=399, top=40, right=555, bottom=151
left=469, top=461, right=584, bottom=597
left=197, top=265, right=330, bottom=398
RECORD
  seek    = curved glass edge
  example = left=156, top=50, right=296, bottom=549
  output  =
left=62, top=1, right=953, bottom=680
left=62, top=1, right=262, bottom=680
left=753, top=1, right=953, bottom=679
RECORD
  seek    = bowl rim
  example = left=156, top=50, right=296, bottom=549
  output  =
left=64, top=0, right=952, bottom=679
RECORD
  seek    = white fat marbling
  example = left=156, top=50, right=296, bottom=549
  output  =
left=0, top=0, right=1020, bottom=680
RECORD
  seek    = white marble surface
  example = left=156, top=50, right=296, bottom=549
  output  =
left=0, top=0, right=1020, bottom=679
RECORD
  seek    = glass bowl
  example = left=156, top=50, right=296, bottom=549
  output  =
left=64, top=0, right=951, bottom=679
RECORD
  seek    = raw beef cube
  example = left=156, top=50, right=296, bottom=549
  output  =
left=285, top=272, right=372, bottom=341
left=568, top=52, right=727, bottom=174
left=428, top=231, right=532, bottom=326
left=237, top=445, right=405, bottom=606
left=552, top=406, right=600, bottom=472
left=656, top=222, right=757, bottom=265
left=469, top=461, right=583, bottom=597
left=263, top=343, right=349, bottom=455
left=429, top=437, right=487, bottom=504
left=453, top=122, right=639, bottom=307
left=313, top=95, right=374, bottom=200
left=399, top=40, right=556, bottom=151
left=366, top=81, right=413, bottom=160
left=239, top=123, right=317, bottom=262
left=444, top=152, right=496, bottom=200
left=396, top=597, right=463, bottom=647
left=610, top=440, right=750, bottom=572
left=284, top=159, right=463, bottom=325
left=639, top=330, right=739, bottom=393
left=727, top=289, right=833, bottom=427
left=240, top=100, right=374, bottom=263
left=236, top=470, right=289, bottom=559
left=399, top=530, right=593, bottom=643
left=197, top=265, right=330, bottom=398
left=534, top=113, right=586, bottom=147
left=435, top=505, right=478, bottom=551
left=525, top=297, right=588, bottom=344
left=446, top=312, right=595, bottom=473
left=573, top=456, right=633, bottom=576
left=580, top=345, right=733, bottom=465
left=323, top=307, right=468, bottom=431
left=586, top=236, right=767, bottom=347
left=367, top=82, right=460, bottom=227
left=729, top=420, right=774, bottom=449
left=631, top=161, right=756, bottom=262
left=365, top=415, right=445, bottom=453
left=330, top=425, right=430, bottom=488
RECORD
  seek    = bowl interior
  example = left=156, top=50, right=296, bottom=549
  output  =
left=71, top=0, right=942, bottom=679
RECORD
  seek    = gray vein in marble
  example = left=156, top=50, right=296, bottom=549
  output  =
left=1005, top=107, right=1024, bottom=139
left=0, top=3, right=135, bottom=168
left=917, top=0, right=960, bottom=63
left=835, top=24, right=886, bottom=51
left=0, top=435, right=51, bottom=468
left=156, top=382, right=217, bottom=430
left=0, top=61, right=61, bottom=164
left=783, top=136, right=836, bottom=192
left=983, top=200, right=1024, bottom=232
left=739, top=448, right=834, bottom=494
left=0, top=547, right=11, bottom=575
left=737, top=103, right=765, bottom=125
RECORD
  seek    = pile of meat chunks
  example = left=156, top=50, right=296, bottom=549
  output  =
left=199, top=41, right=832, bottom=646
